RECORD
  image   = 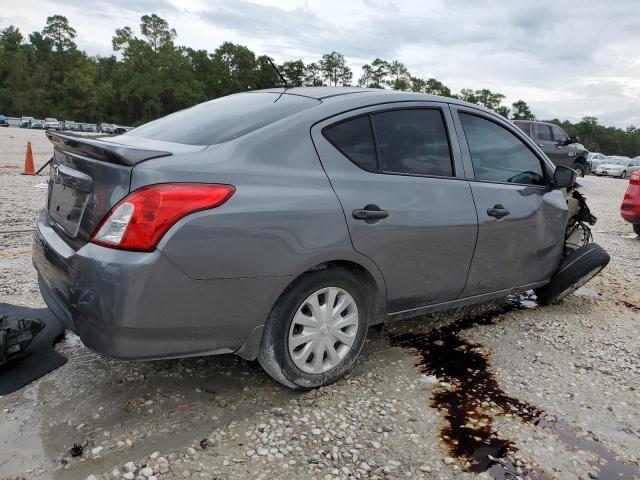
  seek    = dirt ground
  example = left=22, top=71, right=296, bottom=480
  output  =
left=0, top=127, right=639, bottom=480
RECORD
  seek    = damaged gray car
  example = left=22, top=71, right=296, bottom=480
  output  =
left=32, top=87, right=609, bottom=389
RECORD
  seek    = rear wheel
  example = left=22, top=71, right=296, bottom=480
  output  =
left=633, top=224, right=640, bottom=236
left=258, top=268, right=369, bottom=389
left=572, top=162, right=586, bottom=177
left=535, top=243, right=609, bottom=305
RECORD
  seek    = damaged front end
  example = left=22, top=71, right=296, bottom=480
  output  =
left=0, top=316, right=45, bottom=365
left=564, top=188, right=597, bottom=254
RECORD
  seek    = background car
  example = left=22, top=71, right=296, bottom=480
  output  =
left=98, top=122, right=115, bottom=133
left=0, top=115, right=8, bottom=127
left=30, top=119, right=45, bottom=129
left=62, top=120, right=77, bottom=131
left=44, top=117, right=61, bottom=130
left=621, top=172, right=640, bottom=235
left=593, top=157, right=640, bottom=178
left=514, top=120, right=589, bottom=176
left=587, top=152, right=607, bottom=172
left=21, top=116, right=34, bottom=128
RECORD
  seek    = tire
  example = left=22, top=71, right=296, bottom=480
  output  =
left=621, top=171, right=627, bottom=179
left=633, top=224, right=640, bottom=236
left=534, top=243, right=610, bottom=305
left=257, top=268, right=370, bottom=389
left=572, top=162, right=586, bottom=177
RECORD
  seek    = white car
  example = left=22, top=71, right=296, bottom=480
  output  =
left=594, top=157, right=640, bottom=179
left=44, top=117, right=61, bottom=130
left=587, top=152, right=607, bottom=171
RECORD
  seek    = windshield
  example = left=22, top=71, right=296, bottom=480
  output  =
left=126, top=92, right=321, bottom=146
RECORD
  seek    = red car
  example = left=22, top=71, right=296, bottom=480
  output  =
left=621, top=171, right=640, bottom=235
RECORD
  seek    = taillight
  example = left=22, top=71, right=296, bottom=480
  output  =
left=630, top=172, right=640, bottom=185
left=90, top=183, right=235, bottom=251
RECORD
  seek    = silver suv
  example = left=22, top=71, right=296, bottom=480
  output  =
left=33, top=88, right=609, bottom=389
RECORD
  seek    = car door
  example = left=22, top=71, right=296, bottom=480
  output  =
left=550, top=125, right=576, bottom=167
left=311, top=103, right=478, bottom=313
left=450, top=106, right=568, bottom=296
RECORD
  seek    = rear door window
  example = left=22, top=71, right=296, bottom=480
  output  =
left=126, top=93, right=320, bottom=145
left=371, top=109, right=453, bottom=177
left=323, top=116, right=377, bottom=171
left=460, top=113, right=545, bottom=186
left=534, top=123, right=553, bottom=142
left=514, top=122, right=531, bottom=137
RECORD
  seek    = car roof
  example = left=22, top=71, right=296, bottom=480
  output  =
left=246, top=86, right=501, bottom=116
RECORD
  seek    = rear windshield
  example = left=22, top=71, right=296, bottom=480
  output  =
left=126, top=92, right=320, bottom=145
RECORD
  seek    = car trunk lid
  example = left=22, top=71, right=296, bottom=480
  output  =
left=45, top=132, right=201, bottom=250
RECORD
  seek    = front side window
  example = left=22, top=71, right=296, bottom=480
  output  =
left=460, top=113, right=545, bottom=186
left=551, top=126, right=569, bottom=143
left=371, top=109, right=453, bottom=176
left=323, top=116, right=377, bottom=171
left=534, top=123, right=553, bottom=142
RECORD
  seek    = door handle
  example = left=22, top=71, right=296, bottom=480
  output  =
left=487, top=204, right=510, bottom=219
left=352, top=204, right=389, bottom=223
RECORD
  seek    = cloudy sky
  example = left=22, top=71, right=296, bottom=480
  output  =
left=4, top=0, right=640, bottom=127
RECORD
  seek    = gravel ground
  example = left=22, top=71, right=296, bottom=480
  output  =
left=0, top=127, right=638, bottom=480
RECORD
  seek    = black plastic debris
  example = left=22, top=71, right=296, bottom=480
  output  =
left=70, top=443, right=83, bottom=457
left=0, top=316, right=45, bottom=365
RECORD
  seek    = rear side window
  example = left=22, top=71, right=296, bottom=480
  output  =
left=371, top=110, right=453, bottom=177
left=126, top=93, right=320, bottom=145
left=460, top=113, right=545, bottom=186
left=323, top=116, right=377, bottom=171
left=514, top=122, right=531, bottom=137
left=534, top=123, right=553, bottom=142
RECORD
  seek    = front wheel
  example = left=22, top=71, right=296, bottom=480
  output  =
left=621, top=171, right=627, bottom=179
left=572, top=162, right=586, bottom=177
left=258, top=268, right=369, bottom=389
left=633, top=224, right=640, bottom=236
left=535, top=243, right=609, bottom=305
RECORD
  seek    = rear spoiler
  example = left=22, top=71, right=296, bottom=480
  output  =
left=46, top=131, right=172, bottom=166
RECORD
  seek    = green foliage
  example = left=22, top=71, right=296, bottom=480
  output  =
left=512, top=100, right=535, bottom=120
left=1, top=14, right=639, bottom=156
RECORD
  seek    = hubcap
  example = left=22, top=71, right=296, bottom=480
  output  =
left=288, top=287, right=359, bottom=374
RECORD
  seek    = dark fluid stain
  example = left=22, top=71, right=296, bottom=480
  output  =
left=390, top=295, right=640, bottom=480
left=616, top=299, right=640, bottom=313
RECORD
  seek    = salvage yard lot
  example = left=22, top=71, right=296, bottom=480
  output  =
left=1, top=127, right=639, bottom=480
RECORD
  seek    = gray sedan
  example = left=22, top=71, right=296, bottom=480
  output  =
left=594, top=156, right=640, bottom=178
left=33, top=87, right=609, bottom=389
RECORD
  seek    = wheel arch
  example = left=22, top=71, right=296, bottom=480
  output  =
left=235, top=257, right=387, bottom=361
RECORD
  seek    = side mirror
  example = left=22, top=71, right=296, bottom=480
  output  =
left=553, top=165, right=577, bottom=189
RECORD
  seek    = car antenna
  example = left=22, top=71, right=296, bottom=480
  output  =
left=267, top=57, right=294, bottom=89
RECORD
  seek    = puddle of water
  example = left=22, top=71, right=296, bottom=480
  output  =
left=390, top=295, right=640, bottom=479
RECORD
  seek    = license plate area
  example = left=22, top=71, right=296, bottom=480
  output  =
left=48, top=163, right=92, bottom=238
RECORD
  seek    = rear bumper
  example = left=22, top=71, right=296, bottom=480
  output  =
left=33, top=210, right=286, bottom=360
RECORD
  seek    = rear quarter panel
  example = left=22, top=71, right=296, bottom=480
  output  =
left=130, top=115, right=383, bottom=285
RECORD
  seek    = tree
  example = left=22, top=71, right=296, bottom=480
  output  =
left=281, top=60, right=305, bottom=86
left=319, top=51, right=351, bottom=86
left=140, top=14, right=176, bottom=53
left=369, top=58, right=389, bottom=88
left=424, top=78, right=452, bottom=97
left=387, top=60, right=410, bottom=90
left=511, top=100, right=535, bottom=120
left=42, top=15, right=76, bottom=52
left=304, top=62, right=322, bottom=86
left=253, top=55, right=281, bottom=89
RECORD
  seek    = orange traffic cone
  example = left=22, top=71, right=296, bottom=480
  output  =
left=22, top=142, right=35, bottom=175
